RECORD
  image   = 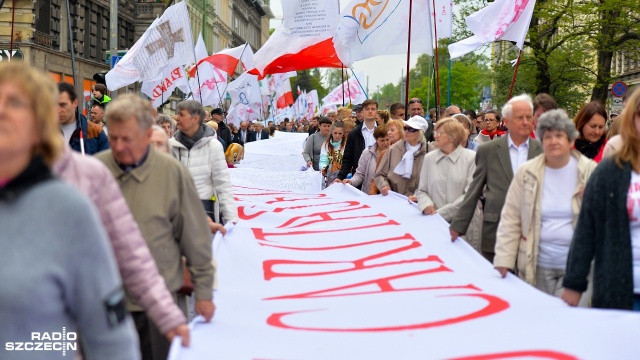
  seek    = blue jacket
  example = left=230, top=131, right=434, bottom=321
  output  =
left=69, top=114, right=109, bottom=155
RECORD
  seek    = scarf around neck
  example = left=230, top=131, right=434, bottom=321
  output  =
left=575, top=136, right=604, bottom=159
left=175, top=124, right=207, bottom=150
left=394, top=141, right=421, bottom=179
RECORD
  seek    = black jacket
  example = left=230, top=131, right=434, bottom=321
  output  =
left=337, top=123, right=366, bottom=182
left=563, top=158, right=635, bottom=310
left=248, top=129, right=269, bottom=142
left=216, top=121, right=232, bottom=151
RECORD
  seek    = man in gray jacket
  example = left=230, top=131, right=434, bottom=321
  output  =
left=303, top=117, right=331, bottom=170
left=450, top=94, right=543, bottom=263
left=97, top=95, right=215, bottom=360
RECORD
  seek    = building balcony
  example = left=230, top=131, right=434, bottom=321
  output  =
left=32, top=30, right=55, bottom=49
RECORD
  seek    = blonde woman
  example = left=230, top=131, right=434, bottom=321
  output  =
left=416, top=119, right=476, bottom=222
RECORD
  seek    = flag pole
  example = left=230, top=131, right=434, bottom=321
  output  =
left=346, top=70, right=352, bottom=106
left=507, top=50, right=523, bottom=100
left=350, top=69, right=368, bottom=99
left=403, top=0, right=414, bottom=117
left=65, top=0, right=83, bottom=154
left=191, top=45, right=203, bottom=104
left=447, top=39, right=452, bottom=106
left=431, top=0, right=442, bottom=120
left=9, top=0, right=16, bottom=60
left=341, top=64, right=345, bottom=107
left=217, top=43, right=250, bottom=111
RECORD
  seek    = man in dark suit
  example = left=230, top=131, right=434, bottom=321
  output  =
left=450, top=94, right=543, bottom=263
left=248, top=121, right=269, bottom=141
left=237, top=121, right=254, bottom=146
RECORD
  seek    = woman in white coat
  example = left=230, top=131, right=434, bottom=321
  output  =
left=494, top=110, right=596, bottom=305
left=416, top=118, right=476, bottom=222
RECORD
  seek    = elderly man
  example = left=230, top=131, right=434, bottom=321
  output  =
left=445, top=105, right=462, bottom=117
left=249, top=121, right=269, bottom=141
left=327, top=110, right=338, bottom=122
left=450, top=94, right=543, bottom=263
left=151, top=125, right=170, bottom=153
left=90, top=103, right=105, bottom=125
left=408, top=98, right=434, bottom=141
left=169, top=100, right=238, bottom=225
left=238, top=121, right=254, bottom=145
left=97, top=95, right=215, bottom=360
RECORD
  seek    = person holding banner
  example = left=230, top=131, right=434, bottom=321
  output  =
left=344, top=124, right=389, bottom=192
left=319, top=121, right=347, bottom=186
left=494, top=110, right=595, bottom=305
left=303, top=117, right=332, bottom=171
left=562, top=89, right=640, bottom=311
left=416, top=119, right=476, bottom=222
left=374, top=116, right=429, bottom=197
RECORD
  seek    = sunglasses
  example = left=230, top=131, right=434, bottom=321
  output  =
left=403, top=126, right=419, bottom=133
left=409, top=99, right=423, bottom=104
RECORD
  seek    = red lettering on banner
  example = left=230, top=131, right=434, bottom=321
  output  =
left=258, top=233, right=415, bottom=251
left=238, top=206, right=268, bottom=220
left=263, top=236, right=432, bottom=280
left=252, top=219, right=399, bottom=241
left=277, top=204, right=373, bottom=228
left=264, top=194, right=327, bottom=204
left=272, top=200, right=363, bottom=213
left=266, top=293, right=508, bottom=332
left=448, top=350, right=578, bottom=360
left=264, top=267, right=458, bottom=300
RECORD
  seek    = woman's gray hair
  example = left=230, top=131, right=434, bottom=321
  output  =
left=536, top=109, right=579, bottom=142
left=156, top=113, right=175, bottom=131
left=151, top=125, right=169, bottom=139
left=452, top=113, right=473, bottom=132
left=176, top=100, right=206, bottom=124
left=502, top=94, right=533, bottom=119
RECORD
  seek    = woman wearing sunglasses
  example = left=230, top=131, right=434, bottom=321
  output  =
left=374, top=116, right=429, bottom=197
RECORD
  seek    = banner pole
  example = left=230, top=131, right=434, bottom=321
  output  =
left=65, top=0, right=83, bottom=154
left=341, top=64, right=345, bottom=107
left=431, top=0, right=441, bottom=120
left=350, top=69, right=368, bottom=99
left=447, top=39, right=452, bottom=106
left=9, top=0, right=15, bottom=60
left=403, top=0, right=414, bottom=117
left=507, top=50, right=523, bottom=100
left=346, top=70, right=351, bottom=106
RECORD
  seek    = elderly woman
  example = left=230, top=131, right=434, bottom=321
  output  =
left=157, top=113, right=175, bottom=138
left=374, top=116, right=429, bottom=197
left=416, top=119, right=476, bottom=222
left=573, top=101, right=607, bottom=162
left=0, top=63, right=138, bottom=358
left=494, top=110, right=596, bottom=304
left=452, top=113, right=478, bottom=151
left=344, top=124, right=389, bottom=192
left=319, top=121, right=347, bottom=185
left=562, top=89, right=640, bottom=311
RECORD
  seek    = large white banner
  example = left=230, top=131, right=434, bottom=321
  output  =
left=236, top=131, right=310, bottom=172
left=170, top=181, right=640, bottom=359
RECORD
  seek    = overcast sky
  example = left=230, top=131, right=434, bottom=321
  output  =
left=268, top=0, right=420, bottom=94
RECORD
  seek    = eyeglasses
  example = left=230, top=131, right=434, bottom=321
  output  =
left=409, top=99, right=423, bottom=104
left=403, top=126, right=419, bottom=133
left=484, top=118, right=499, bottom=123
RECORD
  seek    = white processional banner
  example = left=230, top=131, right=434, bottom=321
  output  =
left=236, top=131, right=311, bottom=172
left=169, top=182, right=640, bottom=359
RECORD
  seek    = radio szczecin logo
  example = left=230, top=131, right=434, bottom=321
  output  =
left=5, top=327, right=77, bottom=356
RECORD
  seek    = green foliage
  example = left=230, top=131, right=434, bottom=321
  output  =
left=292, top=69, right=328, bottom=101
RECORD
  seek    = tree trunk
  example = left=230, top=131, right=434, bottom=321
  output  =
left=591, top=50, right=614, bottom=104
left=591, top=6, right=620, bottom=104
left=528, top=14, right=552, bottom=94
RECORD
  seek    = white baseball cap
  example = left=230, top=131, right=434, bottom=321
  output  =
left=402, top=116, right=429, bottom=132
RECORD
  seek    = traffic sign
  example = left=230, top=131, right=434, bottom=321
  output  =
left=110, top=55, right=123, bottom=68
left=611, top=81, right=628, bottom=98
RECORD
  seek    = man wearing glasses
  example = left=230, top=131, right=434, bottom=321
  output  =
left=408, top=98, right=434, bottom=141
left=450, top=94, right=542, bottom=263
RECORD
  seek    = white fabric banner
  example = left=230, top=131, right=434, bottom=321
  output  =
left=449, top=0, right=536, bottom=59
left=140, top=65, right=189, bottom=108
left=434, top=0, right=453, bottom=39
left=236, top=131, right=310, bottom=172
left=333, top=0, right=434, bottom=66
left=106, top=2, right=194, bottom=90
left=322, top=71, right=367, bottom=107
left=169, top=183, right=640, bottom=359
left=230, top=168, right=322, bottom=194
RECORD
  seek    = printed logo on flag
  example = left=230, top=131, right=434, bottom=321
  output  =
left=5, top=328, right=78, bottom=356
left=350, top=0, right=402, bottom=43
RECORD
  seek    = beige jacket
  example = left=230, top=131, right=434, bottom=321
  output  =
left=374, top=140, right=427, bottom=197
left=494, top=151, right=597, bottom=285
left=415, top=146, right=477, bottom=222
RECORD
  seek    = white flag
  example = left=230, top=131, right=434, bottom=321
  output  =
left=322, top=71, right=367, bottom=107
left=106, top=2, right=195, bottom=90
left=448, top=0, right=536, bottom=59
left=333, top=0, right=433, bottom=67
left=189, top=34, right=227, bottom=107
left=434, top=0, right=453, bottom=39
left=227, top=72, right=262, bottom=117
left=141, top=65, right=190, bottom=108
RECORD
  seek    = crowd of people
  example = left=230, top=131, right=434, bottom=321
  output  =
left=2, top=61, right=640, bottom=360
